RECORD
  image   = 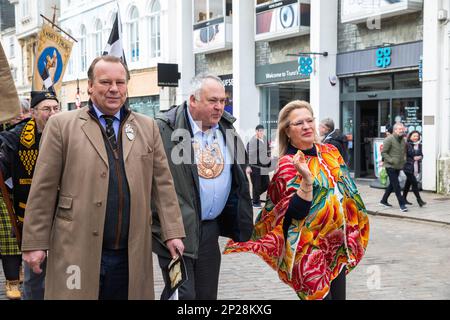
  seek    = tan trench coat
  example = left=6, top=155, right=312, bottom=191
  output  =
left=21, top=107, right=185, bottom=299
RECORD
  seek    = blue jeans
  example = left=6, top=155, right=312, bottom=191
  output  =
left=23, top=259, right=46, bottom=300
left=98, top=249, right=129, bottom=300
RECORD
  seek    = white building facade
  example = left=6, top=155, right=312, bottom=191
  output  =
left=59, top=0, right=178, bottom=116
left=2, top=0, right=449, bottom=193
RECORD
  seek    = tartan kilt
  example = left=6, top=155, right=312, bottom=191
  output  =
left=0, top=195, right=21, bottom=255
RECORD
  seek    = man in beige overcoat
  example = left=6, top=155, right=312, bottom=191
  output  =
left=21, top=55, right=185, bottom=300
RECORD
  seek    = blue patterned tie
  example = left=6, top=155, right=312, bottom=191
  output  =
left=102, top=115, right=118, bottom=150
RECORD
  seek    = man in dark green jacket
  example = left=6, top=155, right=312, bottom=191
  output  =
left=153, top=73, right=253, bottom=300
left=380, top=122, right=408, bottom=212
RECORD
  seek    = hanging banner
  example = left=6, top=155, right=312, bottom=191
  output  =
left=32, top=22, right=73, bottom=96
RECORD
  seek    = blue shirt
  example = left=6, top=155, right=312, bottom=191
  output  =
left=92, top=104, right=121, bottom=139
left=186, top=107, right=232, bottom=221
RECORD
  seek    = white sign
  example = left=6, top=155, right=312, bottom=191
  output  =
left=341, top=0, right=423, bottom=24
left=373, top=138, right=384, bottom=178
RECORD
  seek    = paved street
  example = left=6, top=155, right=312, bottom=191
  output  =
left=2, top=183, right=450, bottom=300
left=152, top=215, right=450, bottom=300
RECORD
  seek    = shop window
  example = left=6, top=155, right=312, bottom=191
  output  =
left=261, top=83, right=310, bottom=146
left=392, top=98, right=422, bottom=134
left=341, top=78, right=356, bottom=93
left=219, top=74, right=233, bottom=114
left=255, top=0, right=311, bottom=42
left=357, top=74, right=391, bottom=92
left=300, top=3, right=310, bottom=27
left=394, top=71, right=421, bottom=90
left=68, top=101, right=87, bottom=110
left=128, top=96, right=160, bottom=118
left=193, top=0, right=232, bottom=54
left=341, top=101, right=354, bottom=170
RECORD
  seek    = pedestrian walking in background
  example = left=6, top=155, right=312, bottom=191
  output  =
left=246, top=124, right=271, bottom=208
left=225, top=100, right=369, bottom=300
left=380, top=122, right=408, bottom=212
left=319, top=118, right=349, bottom=164
left=403, top=130, right=426, bottom=207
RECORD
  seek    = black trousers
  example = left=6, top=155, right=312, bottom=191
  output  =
left=1, top=254, right=21, bottom=280
left=403, top=172, right=421, bottom=201
left=250, top=166, right=270, bottom=204
left=98, top=249, right=129, bottom=300
left=158, top=219, right=221, bottom=300
left=324, top=267, right=346, bottom=300
left=381, top=168, right=405, bottom=206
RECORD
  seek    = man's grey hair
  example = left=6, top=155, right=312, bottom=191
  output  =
left=189, top=73, right=224, bottom=101
left=320, top=118, right=335, bottom=132
left=393, top=122, right=405, bottom=131
left=20, top=98, right=30, bottom=113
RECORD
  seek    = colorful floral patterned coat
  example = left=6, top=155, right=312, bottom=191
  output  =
left=224, top=143, right=370, bottom=300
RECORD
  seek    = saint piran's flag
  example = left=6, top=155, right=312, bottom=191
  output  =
left=103, top=10, right=127, bottom=65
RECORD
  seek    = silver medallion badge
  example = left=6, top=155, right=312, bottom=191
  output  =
left=125, top=124, right=135, bottom=141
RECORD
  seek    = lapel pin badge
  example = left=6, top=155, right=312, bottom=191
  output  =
left=125, top=124, right=135, bottom=141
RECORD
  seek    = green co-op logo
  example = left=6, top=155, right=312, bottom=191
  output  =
left=376, top=47, right=392, bottom=68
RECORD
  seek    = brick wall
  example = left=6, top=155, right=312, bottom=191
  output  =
left=195, top=50, right=233, bottom=76
left=338, top=10, right=423, bottom=53
left=255, top=35, right=310, bottom=66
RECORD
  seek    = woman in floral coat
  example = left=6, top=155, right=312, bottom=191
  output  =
left=225, top=100, right=369, bottom=300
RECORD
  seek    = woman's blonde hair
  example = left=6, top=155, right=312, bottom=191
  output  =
left=277, top=100, right=319, bottom=157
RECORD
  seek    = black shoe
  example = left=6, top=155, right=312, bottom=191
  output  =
left=404, top=200, right=413, bottom=205
left=379, top=201, right=393, bottom=207
left=417, top=199, right=427, bottom=207
left=400, top=205, right=408, bottom=212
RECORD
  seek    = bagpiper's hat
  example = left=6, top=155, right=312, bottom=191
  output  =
left=30, top=90, right=58, bottom=108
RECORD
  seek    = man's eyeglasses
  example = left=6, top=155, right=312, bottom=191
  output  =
left=289, top=118, right=315, bottom=128
left=38, top=105, right=60, bottom=113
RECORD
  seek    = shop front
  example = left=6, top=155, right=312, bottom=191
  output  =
left=256, top=60, right=310, bottom=143
left=338, top=41, right=423, bottom=178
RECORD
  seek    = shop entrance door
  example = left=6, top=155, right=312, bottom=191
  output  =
left=356, top=100, right=390, bottom=178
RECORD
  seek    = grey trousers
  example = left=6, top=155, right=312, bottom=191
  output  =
left=158, top=219, right=221, bottom=300
left=23, top=259, right=46, bottom=300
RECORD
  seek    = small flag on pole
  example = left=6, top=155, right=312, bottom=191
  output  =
left=103, top=10, right=127, bottom=65
left=75, top=78, right=81, bottom=108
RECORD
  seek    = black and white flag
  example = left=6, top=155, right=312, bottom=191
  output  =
left=103, top=10, right=127, bottom=65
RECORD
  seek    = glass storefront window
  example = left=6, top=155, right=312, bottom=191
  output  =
left=342, top=101, right=354, bottom=170
left=261, top=83, right=310, bottom=151
left=300, top=3, right=311, bottom=27
left=128, top=96, right=160, bottom=118
left=341, top=78, right=356, bottom=93
left=357, top=74, right=391, bottom=92
left=394, top=71, right=421, bottom=90
left=392, top=98, right=422, bottom=134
